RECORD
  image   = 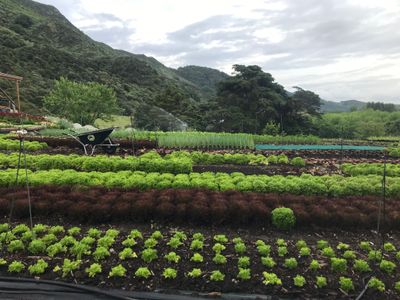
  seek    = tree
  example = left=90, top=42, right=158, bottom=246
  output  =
left=291, top=87, right=321, bottom=116
left=366, top=102, right=396, bottom=112
left=44, top=77, right=119, bottom=125
left=214, top=65, right=286, bottom=133
left=212, top=65, right=321, bottom=134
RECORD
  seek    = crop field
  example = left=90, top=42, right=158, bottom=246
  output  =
left=0, top=132, right=399, bottom=299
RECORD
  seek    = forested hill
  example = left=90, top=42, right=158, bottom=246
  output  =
left=0, top=0, right=219, bottom=120
left=176, top=66, right=229, bottom=98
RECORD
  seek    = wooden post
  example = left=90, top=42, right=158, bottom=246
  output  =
left=16, top=80, right=20, bottom=112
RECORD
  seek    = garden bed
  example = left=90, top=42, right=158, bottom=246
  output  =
left=193, top=164, right=340, bottom=176
left=0, top=220, right=397, bottom=299
left=2, top=186, right=399, bottom=229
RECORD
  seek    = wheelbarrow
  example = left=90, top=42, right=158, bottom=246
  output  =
left=66, top=127, right=120, bottom=155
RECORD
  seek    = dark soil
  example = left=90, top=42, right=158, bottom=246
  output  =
left=193, top=164, right=340, bottom=176
left=0, top=218, right=398, bottom=300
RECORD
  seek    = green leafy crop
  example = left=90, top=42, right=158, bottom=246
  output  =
left=210, top=270, right=225, bottom=281
left=109, top=264, right=126, bottom=277
left=271, top=207, right=296, bottom=230
left=262, top=272, right=282, bottom=286
left=85, top=263, right=102, bottom=278
left=293, top=275, right=306, bottom=287
left=8, top=260, right=25, bottom=273
left=28, top=259, right=48, bottom=275
left=162, top=268, right=177, bottom=279
left=135, top=267, right=152, bottom=279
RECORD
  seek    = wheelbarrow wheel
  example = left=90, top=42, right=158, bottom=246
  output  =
left=103, top=145, right=118, bottom=155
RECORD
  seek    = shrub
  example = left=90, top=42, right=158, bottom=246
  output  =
left=271, top=207, right=295, bottom=230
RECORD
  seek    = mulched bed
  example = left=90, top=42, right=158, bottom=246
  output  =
left=193, top=164, right=340, bottom=176
left=2, top=186, right=399, bottom=230
left=0, top=218, right=398, bottom=299
left=9, top=136, right=157, bottom=150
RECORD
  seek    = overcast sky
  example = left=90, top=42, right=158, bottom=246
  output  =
left=35, top=0, right=400, bottom=102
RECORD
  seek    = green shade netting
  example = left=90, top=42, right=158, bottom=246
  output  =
left=255, top=144, right=385, bottom=151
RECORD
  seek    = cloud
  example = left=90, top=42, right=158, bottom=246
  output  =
left=80, top=13, right=135, bottom=49
left=34, top=0, right=400, bottom=102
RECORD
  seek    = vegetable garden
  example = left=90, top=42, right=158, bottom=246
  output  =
left=0, top=131, right=399, bottom=299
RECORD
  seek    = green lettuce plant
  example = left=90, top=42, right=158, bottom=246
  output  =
left=85, top=263, right=102, bottom=278
left=109, top=264, right=126, bottom=277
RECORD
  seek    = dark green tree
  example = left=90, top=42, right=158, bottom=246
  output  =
left=212, top=65, right=322, bottom=134
left=214, top=65, right=286, bottom=133
left=44, top=77, right=119, bottom=125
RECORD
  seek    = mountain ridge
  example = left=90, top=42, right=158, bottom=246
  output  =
left=0, top=0, right=396, bottom=123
